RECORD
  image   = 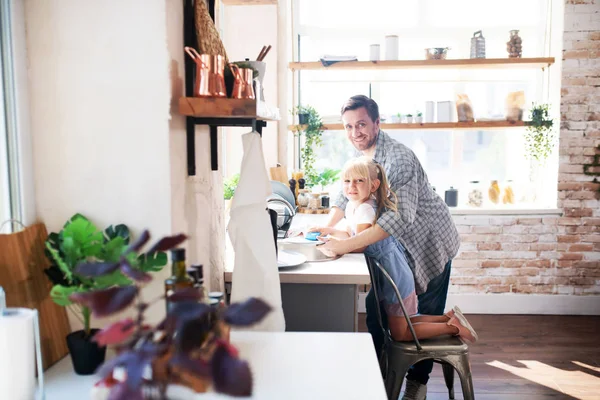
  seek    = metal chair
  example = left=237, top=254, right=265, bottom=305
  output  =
left=366, top=257, right=475, bottom=400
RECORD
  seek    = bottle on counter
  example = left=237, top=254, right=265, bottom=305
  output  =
left=208, top=291, right=230, bottom=342
left=319, top=192, right=330, bottom=209
left=164, top=248, right=195, bottom=313
left=444, top=187, right=458, bottom=207
left=190, top=264, right=209, bottom=303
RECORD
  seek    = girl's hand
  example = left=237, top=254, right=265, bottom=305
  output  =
left=305, top=226, right=335, bottom=236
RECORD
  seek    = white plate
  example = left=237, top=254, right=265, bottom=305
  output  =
left=280, top=236, right=316, bottom=245
left=277, top=250, right=307, bottom=269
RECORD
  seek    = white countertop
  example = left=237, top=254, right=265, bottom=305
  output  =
left=43, top=331, right=386, bottom=400
left=225, top=251, right=369, bottom=285
left=225, top=213, right=370, bottom=285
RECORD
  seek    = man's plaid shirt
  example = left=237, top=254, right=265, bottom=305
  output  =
left=335, top=130, right=460, bottom=294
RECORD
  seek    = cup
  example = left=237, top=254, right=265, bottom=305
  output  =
left=369, top=44, right=380, bottom=61
left=385, top=35, right=399, bottom=60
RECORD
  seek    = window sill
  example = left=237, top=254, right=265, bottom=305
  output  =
left=449, top=208, right=562, bottom=216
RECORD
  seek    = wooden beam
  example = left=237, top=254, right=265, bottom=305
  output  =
left=289, top=120, right=528, bottom=131
left=178, top=97, right=279, bottom=120
left=221, top=0, right=277, bottom=5
left=289, top=58, right=555, bottom=71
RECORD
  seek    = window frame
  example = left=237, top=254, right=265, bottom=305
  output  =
left=289, top=0, right=560, bottom=212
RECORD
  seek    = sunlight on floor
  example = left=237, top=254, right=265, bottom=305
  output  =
left=487, top=360, right=600, bottom=400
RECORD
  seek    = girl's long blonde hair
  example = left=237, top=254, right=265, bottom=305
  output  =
left=342, top=156, right=398, bottom=223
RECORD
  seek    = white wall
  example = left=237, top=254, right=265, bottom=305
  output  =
left=221, top=4, right=280, bottom=176
left=25, top=0, right=173, bottom=327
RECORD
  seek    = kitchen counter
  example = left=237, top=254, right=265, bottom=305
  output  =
left=225, top=214, right=370, bottom=332
left=224, top=252, right=370, bottom=285
left=43, top=331, right=387, bottom=400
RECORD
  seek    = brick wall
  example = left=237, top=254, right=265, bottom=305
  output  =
left=450, top=0, right=600, bottom=296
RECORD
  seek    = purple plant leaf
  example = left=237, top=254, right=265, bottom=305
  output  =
left=97, top=351, right=138, bottom=379
left=107, top=383, right=144, bottom=400
left=168, top=287, right=203, bottom=303
left=93, top=318, right=136, bottom=346
left=211, top=344, right=253, bottom=397
left=125, top=230, right=150, bottom=253
left=70, top=286, right=138, bottom=318
left=98, top=344, right=162, bottom=394
left=146, top=233, right=188, bottom=254
left=170, top=352, right=211, bottom=377
left=223, top=297, right=272, bottom=327
left=75, top=262, right=120, bottom=277
left=119, top=258, right=152, bottom=283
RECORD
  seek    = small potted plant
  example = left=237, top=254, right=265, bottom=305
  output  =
left=525, top=103, right=555, bottom=163
left=44, top=214, right=169, bottom=375
left=69, top=230, right=272, bottom=399
left=293, top=105, right=311, bottom=125
left=292, top=105, right=324, bottom=188
left=415, top=111, right=423, bottom=123
left=314, top=168, right=341, bottom=192
left=223, top=173, right=240, bottom=216
left=406, top=113, right=414, bottom=123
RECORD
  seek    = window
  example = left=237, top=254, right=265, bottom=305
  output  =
left=292, top=0, right=559, bottom=210
left=0, top=1, right=25, bottom=232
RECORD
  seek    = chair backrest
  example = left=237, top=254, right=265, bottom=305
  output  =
left=365, top=256, right=422, bottom=351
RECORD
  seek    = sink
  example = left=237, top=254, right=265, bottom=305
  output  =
left=278, top=242, right=341, bottom=263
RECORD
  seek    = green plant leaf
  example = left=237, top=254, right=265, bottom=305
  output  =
left=100, top=237, right=127, bottom=263
left=138, top=251, right=168, bottom=272
left=104, top=224, right=130, bottom=245
left=94, top=270, right=132, bottom=289
left=45, top=242, right=73, bottom=282
left=61, top=216, right=104, bottom=266
left=50, top=284, right=80, bottom=306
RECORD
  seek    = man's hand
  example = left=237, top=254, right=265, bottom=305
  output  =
left=317, top=236, right=353, bottom=257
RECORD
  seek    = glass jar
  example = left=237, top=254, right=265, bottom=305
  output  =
left=488, top=180, right=501, bottom=205
left=319, top=192, right=330, bottom=209
left=466, top=181, right=484, bottom=208
left=507, top=30, right=522, bottom=58
left=297, top=189, right=310, bottom=208
left=502, top=180, right=515, bottom=205
left=308, top=193, right=320, bottom=210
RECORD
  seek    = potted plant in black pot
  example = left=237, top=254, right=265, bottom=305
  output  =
left=291, top=104, right=324, bottom=188
left=293, top=105, right=312, bottom=125
left=43, top=214, right=169, bottom=375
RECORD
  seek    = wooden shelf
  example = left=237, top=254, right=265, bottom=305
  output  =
left=221, top=0, right=276, bottom=4
left=289, top=120, right=528, bottom=131
left=178, top=97, right=280, bottom=121
left=288, top=58, right=555, bottom=71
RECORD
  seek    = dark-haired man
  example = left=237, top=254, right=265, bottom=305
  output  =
left=314, top=95, right=460, bottom=400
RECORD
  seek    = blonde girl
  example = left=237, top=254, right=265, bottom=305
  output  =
left=318, top=157, right=478, bottom=343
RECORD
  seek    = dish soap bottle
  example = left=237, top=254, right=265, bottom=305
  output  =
left=164, top=248, right=195, bottom=313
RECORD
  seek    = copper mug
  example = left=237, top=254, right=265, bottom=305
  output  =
left=229, top=64, right=255, bottom=100
left=184, top=47, right=226, bottom=97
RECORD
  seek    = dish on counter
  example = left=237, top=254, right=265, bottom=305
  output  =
left=277, top=250, right=307, bottom=269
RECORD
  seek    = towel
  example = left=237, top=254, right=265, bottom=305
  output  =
left=227, top=131, right=285, bottom=332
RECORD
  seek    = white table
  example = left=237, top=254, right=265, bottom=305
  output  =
left=44, top=331, right=387, bottom=400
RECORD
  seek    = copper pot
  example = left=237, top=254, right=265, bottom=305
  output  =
left=184, top=47, right=226, bottom=97
left=229, top=64, right=255, bottom=100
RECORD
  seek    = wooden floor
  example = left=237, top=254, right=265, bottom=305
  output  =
left=358, top=314, right=600, bottom=400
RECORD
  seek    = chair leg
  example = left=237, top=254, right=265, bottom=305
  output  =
left=385, top=367, right=404, bottom=400
left=441, top=362, right=455, bottom=399
left=449, top=353, right=475, bottom=400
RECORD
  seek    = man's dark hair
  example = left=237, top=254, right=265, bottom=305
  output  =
left=340, top=95, right=380, bottom=123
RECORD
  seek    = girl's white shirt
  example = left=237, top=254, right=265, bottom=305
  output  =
left=345, top=198, right=377, bottom=236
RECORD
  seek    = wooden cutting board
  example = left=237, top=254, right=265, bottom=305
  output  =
left=269, top=165, right=289, bottom=185
left=0, top=223, right=71, bottom=370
